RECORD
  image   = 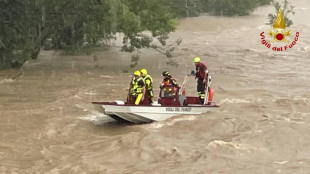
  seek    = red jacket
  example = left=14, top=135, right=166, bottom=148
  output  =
left=195, top=62, right=208, bottom=80
left=161, top=77, right=178, bottom=87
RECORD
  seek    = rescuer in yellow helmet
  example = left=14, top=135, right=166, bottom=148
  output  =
left=140, top=68, right=154, bottom=103
left=127, top=70, right=145, bottom=105
left=192, top=56, right=210, bottom=104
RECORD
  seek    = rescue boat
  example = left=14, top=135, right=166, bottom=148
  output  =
left=92, top=75, right=219, bottom=123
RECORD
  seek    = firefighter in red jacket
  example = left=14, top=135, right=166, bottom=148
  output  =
left=193, top=57, right=210, bottom=104
left=160, top=71, right=178, bottom=87
left=160, top=71, right=179, bottom=97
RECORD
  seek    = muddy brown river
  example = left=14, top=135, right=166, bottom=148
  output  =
left=1, top=0, right=310, bottom=173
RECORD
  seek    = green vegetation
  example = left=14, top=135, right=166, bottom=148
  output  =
left=175, top=0, right=272, bottom=17
left=0, top=0, right=178, bottom=70
left=267, top=0, right=295, bottom=27
left=173, top=0, right=203, bottom=17
left=0, top=1, right=40, bottom=69
left=206, top=0, right=271, bottom=16
left=1, top=0, right=274, bottom=70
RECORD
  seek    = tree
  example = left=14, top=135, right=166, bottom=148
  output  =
left=206, top=0, right=266, bottom=16
left=1, top=0, right=275, bottom=70
left=0, top=0, right=41, bottom=69
left=173, top=0, right=203, bottom=17
left=0, top=0, right=179, bottom=70
left=120, top=0, right=180, bottom=67
left=267, top=0, right=295, bottom=27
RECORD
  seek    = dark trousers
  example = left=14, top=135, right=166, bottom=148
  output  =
left=197, top=79, right=206, bottom=103
left=144, top=90, right=153, bottom=104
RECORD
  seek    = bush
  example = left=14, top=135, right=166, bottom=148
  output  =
left=0, top=0, right=179, bottom=70
left=174, top=0, right=272, bottom=17
left=173, top=0, right=203, bottom=17
left=207, top=0, right=262, bottom=16
left=267, top=0, right=295, bottom=27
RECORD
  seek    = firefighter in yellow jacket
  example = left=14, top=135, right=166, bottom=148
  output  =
left=128, top=70, right=145, bottom=105
left=140, top=68, right=153, bottom=103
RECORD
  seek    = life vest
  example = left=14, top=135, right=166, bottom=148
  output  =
left=195, top=62, right=208, bottom=80
left=130, top=77, right=144, bottom=95
left=143, top=74, right=153, bottom=91
left=162, top=77, right=177, bottom=86
left=162, top=86, right=177, bottom=98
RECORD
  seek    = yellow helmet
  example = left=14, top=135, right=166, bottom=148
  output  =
left=140, top=68, right=147, bottom=75
left=133, top=70, right=141, bottom=76
left=194, top=57, right=201, bottom=63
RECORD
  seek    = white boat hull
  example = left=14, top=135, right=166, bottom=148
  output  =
left=93, top=103, right=218, bottom=123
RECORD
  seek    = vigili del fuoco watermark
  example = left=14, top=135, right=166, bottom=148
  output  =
left=260, top=9, right=299, bottom=51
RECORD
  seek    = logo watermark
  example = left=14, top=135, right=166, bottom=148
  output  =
left=260, top=9, right=299, bottom=51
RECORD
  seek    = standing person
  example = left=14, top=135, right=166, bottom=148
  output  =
left=140, top=68, right=153, bottom=103
left=193, top=56, right=209, bottom=104
left=128, top=70, right=145, bottom=105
